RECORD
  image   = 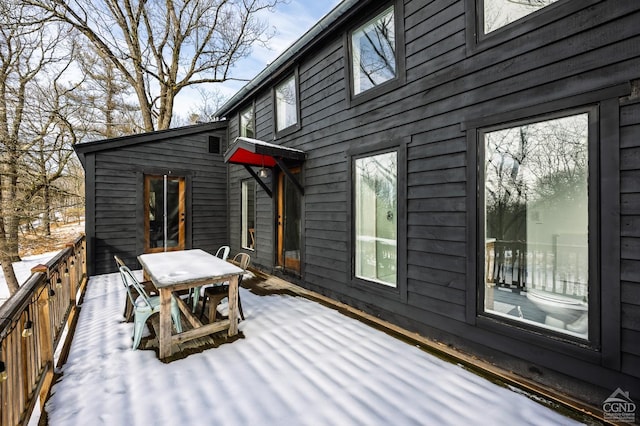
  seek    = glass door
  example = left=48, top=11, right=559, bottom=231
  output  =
left=144, top=175, right=186, bottom=253
left=277, top=169, right=301, bottom=273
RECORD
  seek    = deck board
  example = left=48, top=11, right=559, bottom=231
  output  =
left=139, top=303, right=242, bottom=360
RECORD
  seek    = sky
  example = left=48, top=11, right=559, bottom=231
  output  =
left=174, top=0, right=344, bottom=116
left=34, top=269, right=584, bottom=425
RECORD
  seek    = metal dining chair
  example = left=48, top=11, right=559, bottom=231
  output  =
left=200, top=252, right=249, bottom=323
left=190, top=245, right=230, bottom=312
left=118, top=265, right=183, bottom=350
left=115, top=255, right=157, bottom=322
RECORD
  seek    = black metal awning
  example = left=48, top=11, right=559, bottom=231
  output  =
left=223, top=137, right=306, bottom=197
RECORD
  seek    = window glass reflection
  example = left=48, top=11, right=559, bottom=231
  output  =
left=240, top=107, right=254, bottom=138
left=355, top=151, right=397, bottom=286
left=351, top=6, right=396, bottom=95
left=275, top=75, right=297, bottom=131
left=165, top=179, right=180, bottom=248
left=483, top=113, right=589, bottom=338
left=241, top=180, right=256, bottom=250
left=483, top=0, right=559, bottom=34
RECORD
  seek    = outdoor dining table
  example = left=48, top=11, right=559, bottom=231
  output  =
left=137, top=249, right=245, bottom=360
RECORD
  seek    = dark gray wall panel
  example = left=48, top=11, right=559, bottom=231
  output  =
left=90, top=128, right=227, bottom=275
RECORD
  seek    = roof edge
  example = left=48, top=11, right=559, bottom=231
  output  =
left=214, top=0, right=361, bottom=119
left=73, top=121, right=228, bottom=154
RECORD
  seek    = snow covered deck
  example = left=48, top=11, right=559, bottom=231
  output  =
left=42, top=271, right=584, bottom=425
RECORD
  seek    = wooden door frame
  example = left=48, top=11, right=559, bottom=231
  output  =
left=144, top=174, right=186, bottom=253
left=277, top=167, right=301, bottom=271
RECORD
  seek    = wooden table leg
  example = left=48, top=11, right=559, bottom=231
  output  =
left=159, top=288, right=173, bottom=359
left=227, top=275, right=239, bottom=336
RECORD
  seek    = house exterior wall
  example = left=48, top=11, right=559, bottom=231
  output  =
left=82, top=127, right=228, bottom=275
left=620, top=96, right=640, bottom=387
left=223, top=0, right=640, bottom=403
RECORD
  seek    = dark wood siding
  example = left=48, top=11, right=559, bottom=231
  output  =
left=620, top=97, right=640, bottom=380
left=88, top=128, right=228, bottom=275
left=222, top=0, right=640, bottom=399
left=227, top=110, right=276, bottom=269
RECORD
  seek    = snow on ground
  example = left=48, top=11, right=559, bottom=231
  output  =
left=0, top=251, right=59, bottom=304
left=42, top=272, right=583, bottom=426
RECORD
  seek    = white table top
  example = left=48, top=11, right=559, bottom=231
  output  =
left=138, top=249, right=244, bottom=289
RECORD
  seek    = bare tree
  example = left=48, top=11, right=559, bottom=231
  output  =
left=22, top=70, right=81, bottom=237
left=69, top=42, right=143, bottom=139
left=25, top=0, right=284, bottom=131
left=172, top=87, right=226, bottom=126
left=359, top=11, right=395, bottom=88
left=0, top=2, right=73, bottom=294
left=484, top=114, right=588, bottom=242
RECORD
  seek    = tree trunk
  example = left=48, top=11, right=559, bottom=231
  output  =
left=0, top=223, right=19, bottom=295
left=157, top=85, right=175, bottom=130
left=7, top=158, right=21, bottom=262
left=8, top=221, right=21, bottom=262
left=132, top=77, right=155, bottom=132
left=43, top=183, right=51, bottom=236
left=1, top=257, right=19, bottom=295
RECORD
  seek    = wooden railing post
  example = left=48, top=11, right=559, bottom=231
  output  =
left=35, top=282, right=54, bottom=411
left=30, top=265, right=54, bottom=403
left=65, top=244, right=77, bottom=305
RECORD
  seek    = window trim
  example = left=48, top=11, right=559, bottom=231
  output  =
left=347, top=137, right=407, bottom=302
left=345, top=0, right=405, bottom=108
left=464, top=84, right=629, bottom=364
left=465, top=0, right=602, bottom=54
left=273, top=69, right=301, bottom=138
left=239, top=102, right=256, bottom=139
left=241, top=179, right=256, bottom=251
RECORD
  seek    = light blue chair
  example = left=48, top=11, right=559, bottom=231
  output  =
left=115, top=255, right=157, bottom=322
left=191, top=245, right=230, bottom=312
left=118, top=265, right=183, bottom=350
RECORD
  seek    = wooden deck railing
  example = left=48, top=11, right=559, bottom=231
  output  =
left=486, top=238, right=588, bottom=297
left=0, top=235, right=87, bottom=426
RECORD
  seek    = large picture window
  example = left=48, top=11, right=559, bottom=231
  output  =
left=241, top=180, right=256, bottom=250
left=354, top=151, right=397, bottom=287
left=275, top=74, right=298, bottom=133
left=240, top=106, right=254, bottom=138
left=350, top=6, right=396, bottom=96
left=481, top=112, right=590, bottom=339
left=482, top=0, right=560, bottom=34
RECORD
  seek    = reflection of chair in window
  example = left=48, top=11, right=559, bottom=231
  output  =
left=249, top=228, right=255, bottom=249
left=200, top=253, right=250, bottom=323
left=118, top=265, right=183, bottom=350
left=115, top=255, right=157, bottom=322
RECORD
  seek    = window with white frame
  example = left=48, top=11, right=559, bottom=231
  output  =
left=482, top=0, right=560, bottom=34
left=275, top=74, right=298, bottom=132
left=481, top=111, right=590, bottom=339
left=240, top=106, right=254, bottom=138
left=354, top=151, right=397, bottom=286
left=241, top=180, right=256, bottom=250
left=350, top=6, right=396, bottom=96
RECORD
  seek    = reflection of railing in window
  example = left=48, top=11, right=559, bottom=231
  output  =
left=357, top=236, right=396, bottom=283
left=486, top=239, right=526, bottom=288
left=485, top=238, right=587, bottom=297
